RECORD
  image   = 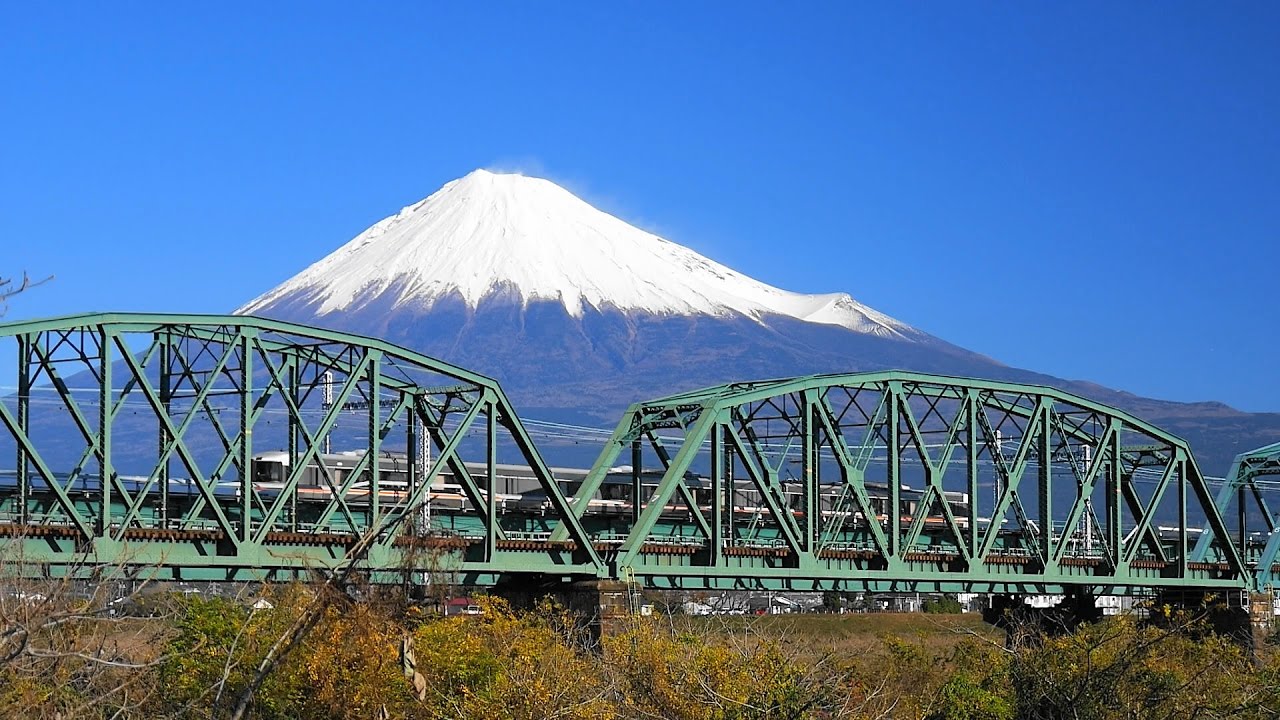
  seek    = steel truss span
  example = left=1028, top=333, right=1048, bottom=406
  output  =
left=555, top=372, right=1250, bottom=594
left=0, top=314, right=1264, bottom=595
left=0, top=313, right=601, bottom=583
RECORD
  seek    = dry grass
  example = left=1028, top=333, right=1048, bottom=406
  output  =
left=677, top=611, right=1002, bottom=659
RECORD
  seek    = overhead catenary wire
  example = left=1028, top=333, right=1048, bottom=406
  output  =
left=0, top=385, right=1245, bottom=489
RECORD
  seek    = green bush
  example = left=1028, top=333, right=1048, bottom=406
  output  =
left=928, top=674, right=1014, bottom=720
left=923, top=595, right=965, bottom=614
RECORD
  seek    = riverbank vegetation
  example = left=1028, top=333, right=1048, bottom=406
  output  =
left=2, top=585, right=1278, bottom=719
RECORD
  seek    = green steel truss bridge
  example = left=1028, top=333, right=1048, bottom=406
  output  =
left=0, top=313, right=1275, bottom=596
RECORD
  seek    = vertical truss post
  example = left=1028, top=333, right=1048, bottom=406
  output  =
left=724, top=424, right=735, bottom=550
left=631, top=438, right=642, bottom=526
left=369, top=350, right=382, bottom=529
left=887, top=382, right=901, bottom=558
left=1107, top=428, right=1122, bottom=568
left=710, top=419, right=725, bottom=565
left=486, top=399, right=497, bottom=563
left=1238, top=483, right=1248, bottom=559
left=1178, top=453, right=1188, bottom=578
left=158, top=332, right=171, bottom=527
left=966, top=392, right=978, bottom=559
left=240, top=330, right=254, bottom=543
left=322, top=371, right=333, bottom=456
left=1039, top=406, right=1053, bottom=562
left=98, top=325, right=113, bottom=538
left=16, top=333, right=30, bottom=524
left=288, top=355, right=300, bottom=533
left=407, top=395, right=418, bottom=532
left=802, top=389, right=818, bottom=553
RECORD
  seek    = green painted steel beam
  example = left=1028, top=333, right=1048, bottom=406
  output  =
left=634, top=370, right=1198, bottom=452
left=0, top=312, right=496, bottom=389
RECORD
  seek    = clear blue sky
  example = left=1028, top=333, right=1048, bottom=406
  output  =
left=2, top=3, right=1277, bottom=411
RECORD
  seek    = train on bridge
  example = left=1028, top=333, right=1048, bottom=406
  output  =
left=0, top=313, right=1271, bottom=596
left=1, top=448, right=973, bottom=545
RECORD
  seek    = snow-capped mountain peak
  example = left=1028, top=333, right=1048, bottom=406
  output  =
left=238, top=169, right=916, bottom=338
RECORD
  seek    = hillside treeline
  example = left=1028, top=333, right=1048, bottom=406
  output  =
left=2, top=585, right=1279, bottom=720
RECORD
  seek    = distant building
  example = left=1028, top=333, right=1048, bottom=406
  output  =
left=746, top=595, right=797, bottom=615
left=682, top=601, right=713, bottom=616
left=444, top=597, right=484, bottom=616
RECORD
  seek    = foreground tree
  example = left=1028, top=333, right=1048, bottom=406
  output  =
left=0, top=556, right=174, bottom=719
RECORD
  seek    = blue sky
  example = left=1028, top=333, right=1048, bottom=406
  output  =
left=2, top=3, right=1277, bottom=411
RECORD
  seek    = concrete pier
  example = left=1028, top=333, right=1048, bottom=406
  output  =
left=492, top=577, right=634, bottom=645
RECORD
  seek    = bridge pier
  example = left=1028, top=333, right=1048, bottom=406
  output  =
left=984, top=589, right=1259, bottom=653
left=1150, top=589, right=1255, bottom=654
left=982, top=591, right=1104, bottom=646
left=561, top=580, right=632, bottom=642
left=492, top=578, right=632, bottom=645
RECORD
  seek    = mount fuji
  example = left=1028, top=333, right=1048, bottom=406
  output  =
left=238, top=170, right=1279, bottom=471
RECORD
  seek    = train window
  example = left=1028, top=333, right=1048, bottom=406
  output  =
left=253, top=461, right=283, bottom=484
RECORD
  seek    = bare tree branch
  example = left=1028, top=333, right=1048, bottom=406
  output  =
left=0, top=270, right=53, bottom=316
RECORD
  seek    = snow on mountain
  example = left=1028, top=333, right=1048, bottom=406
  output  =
left=238, top=169, right=916, bottom=339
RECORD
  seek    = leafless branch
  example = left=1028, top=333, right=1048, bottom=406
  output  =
left=0, top=270, right=53, bottom=314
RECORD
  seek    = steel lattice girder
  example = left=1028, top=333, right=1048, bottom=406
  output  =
left=0, top=312, right=603, bottom=581
left=1193, top=441, right=1280, bottom=591
left=559, top=371, right=1250, bottom=594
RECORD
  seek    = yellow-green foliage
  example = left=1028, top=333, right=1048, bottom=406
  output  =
left=159, top=588, right=310, bottom=719
left=927, top=640, right=1015, bottom=720
left=410, top=597, right=613, bottom=720
left=603, top=619, right=816, bottom=720
left=19, top=587, right=1280, bottom=720
left=0, top=669, right=92, bottom=720
left=1008, top=615, right=1277, bottom=720
left=290, top=601, right=415, bottom=719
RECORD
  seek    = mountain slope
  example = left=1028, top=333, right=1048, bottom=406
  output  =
left=239, top=170, right=1280, bottom=473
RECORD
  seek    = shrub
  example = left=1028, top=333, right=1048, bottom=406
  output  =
left=923, top=595, right=965, bottom=614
